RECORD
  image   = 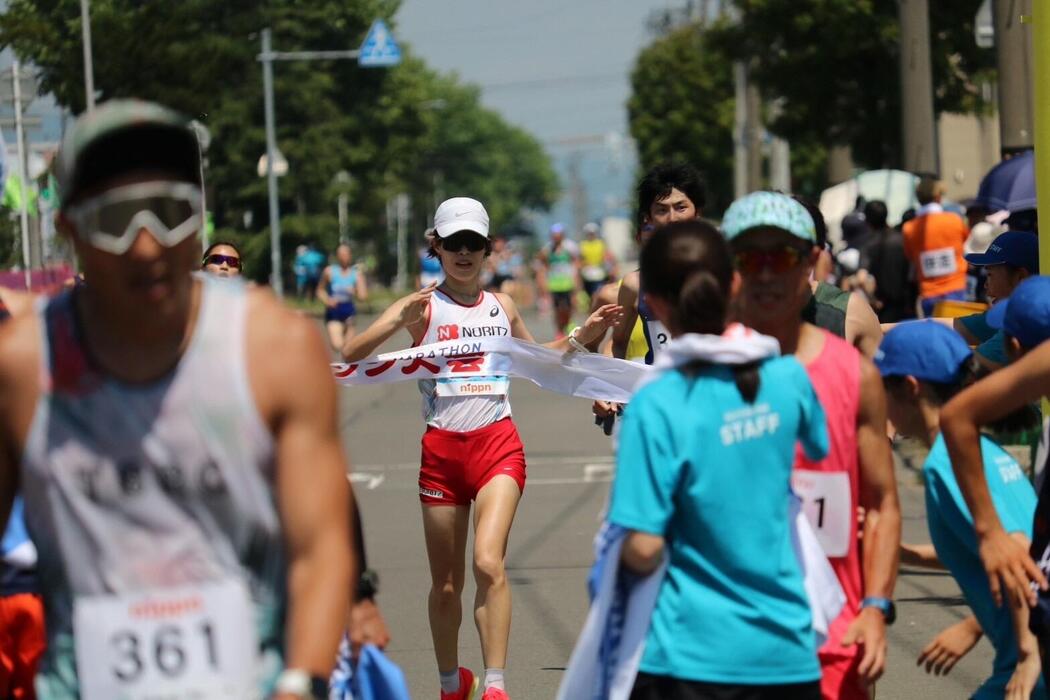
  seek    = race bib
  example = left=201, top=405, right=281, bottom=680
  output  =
left=74, top=579, right=258, bottom=700
left=435, top=376, right=510, bottom=397
left=919, top=247, right=958, bottom=278
left=646, top=320, right=670, bottom=357
left=581, top=265, right=607, bottom=283
left=790, top=471, right=852, bottom=558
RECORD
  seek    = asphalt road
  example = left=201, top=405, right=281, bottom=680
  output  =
left=337, top=310, right=998, bottom=699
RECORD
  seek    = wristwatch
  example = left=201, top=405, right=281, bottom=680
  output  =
left=274, top=669, right=328, bottom=699
left=860, top=596, right=896, bottom=625
left=357, top=568, right=380, bottom=601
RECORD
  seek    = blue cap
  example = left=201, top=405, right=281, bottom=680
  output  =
left=986, top=275, right=1050, bottom=349
left=550, top=222, right=565, bottom=235
left=874, top=321, right=973, bottom=383
left=964, top=230, right=1039, bottom=273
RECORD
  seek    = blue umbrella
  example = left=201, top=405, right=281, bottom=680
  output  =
left=975, top=150, right=1036, bottom=212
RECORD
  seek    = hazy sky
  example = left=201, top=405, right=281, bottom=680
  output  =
left=396, top=0, right=679, bottom=230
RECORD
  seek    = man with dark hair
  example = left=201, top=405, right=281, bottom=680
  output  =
left=0, top=100, right=354, bottom=700
left=634, top=161, right=706, bottom=227
left=613, top=162, right=706, bottom=366
left=859, top=200, right=916, bottom=323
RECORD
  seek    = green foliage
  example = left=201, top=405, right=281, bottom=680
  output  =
left=0, top=0, right=557, bottom=283
left=709, top=0, right=995, bottom=170
left=628, top=23, right=735, bottom=214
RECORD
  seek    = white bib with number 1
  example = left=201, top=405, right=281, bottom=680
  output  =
left=73, top=579, right=258, bottom=700
left=790, top=470, right=852, bottom=558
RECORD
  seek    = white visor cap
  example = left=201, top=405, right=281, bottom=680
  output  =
left=433, top=197, right=490, bottom=239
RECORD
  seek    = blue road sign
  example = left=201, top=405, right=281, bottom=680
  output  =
left=358, top=19, right=402, bottom=67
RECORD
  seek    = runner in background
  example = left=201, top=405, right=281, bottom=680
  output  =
left=902, top=176, right=969, bottom=317
left=579, top=222, right=618, bottom=306
left=318, top=243, right=368, bottom=354
left=536, top=223, right=580, bottom=339
left=201, top=240, right=242, bottom=278
left=343, top=196, right=621, bottom=700
left=792, top=196, right=883, bottom=359
left=0, top=100, right=355, bottom=700
left=484, top=237, right=515, bottom=295
left=0, top=288, right=43, bottom=700
left=611, top=220, right=829, bottom=700
left=724, top=191, right=901, bottom=699
left=419, top=243, right=446, bottom=289
left=881, top=322, right=1043, bottom=698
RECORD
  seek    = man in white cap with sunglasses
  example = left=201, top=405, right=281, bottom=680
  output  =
left=0, top=99, right=354, bottom=699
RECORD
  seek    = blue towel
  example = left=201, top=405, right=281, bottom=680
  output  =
left=329, top=636, right=410, bottom=700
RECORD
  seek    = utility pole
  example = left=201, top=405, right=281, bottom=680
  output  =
left=395, top=193, right=410, bottom=291
left=80, top=0, right=96, bottom=112
left=733, top=62, right=748, bottom=197
left=568, top=152, right=588, bottom=234
left=745, top=73, right=763, bottom=192
left=257, top=20, right=400, bottom=297
left=260, top=29, right=283, bottom=296
left=993, top=0, right=1034, bottom=153
left=898, top=0, right=939, bottom=174
left=12, top=62, right=32, bottom=289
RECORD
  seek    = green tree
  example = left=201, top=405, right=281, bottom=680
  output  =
left=0, top=0, right=557, bottom=283
left=709, top=0, right=995, bottom=170
left=628, top=23, right=736, bottom=214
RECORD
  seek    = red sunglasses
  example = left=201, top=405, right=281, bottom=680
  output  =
left=733, top=246, right=808, bottom=275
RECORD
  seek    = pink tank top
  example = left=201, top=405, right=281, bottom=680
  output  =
left=792, top=330, right=863, bottom=658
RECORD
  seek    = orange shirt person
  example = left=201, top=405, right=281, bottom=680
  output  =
left=902, top=177, right=969, bottom=317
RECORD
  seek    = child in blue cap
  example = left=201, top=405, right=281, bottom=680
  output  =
left=877, top=321, right=1044, bottom=698
left=944, top=276, right=1050, bottom=691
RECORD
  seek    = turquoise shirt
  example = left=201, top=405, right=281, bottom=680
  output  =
left=609, top=357, right=828, bottom=684
left=959, top=311, right=1008, bottom=365
left=923, top=434, right=1045, bottom=700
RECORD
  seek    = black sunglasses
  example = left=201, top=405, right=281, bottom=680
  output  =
left=441, top=233, right=488, bottom=253
left=203, top=253, right=241, bottom=269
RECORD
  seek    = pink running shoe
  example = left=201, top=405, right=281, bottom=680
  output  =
left=440, top=667, right=479, bottom=700
left=481, top=688, right=510, bottom=700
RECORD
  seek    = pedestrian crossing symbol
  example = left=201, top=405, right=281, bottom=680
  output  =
left=358, top=19, right=402, bottom=67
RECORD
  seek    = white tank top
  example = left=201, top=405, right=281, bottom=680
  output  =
left=418, top=289, right=513, bottom=432
left=20, top=275, right=286, bottom=693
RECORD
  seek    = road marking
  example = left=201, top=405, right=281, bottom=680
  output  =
left=583, top=463, right=613, bottom=482
left=349, top=472, right=386, bottom=490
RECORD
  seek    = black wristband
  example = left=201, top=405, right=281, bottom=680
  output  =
left=356, top=568, right=379, bottom=600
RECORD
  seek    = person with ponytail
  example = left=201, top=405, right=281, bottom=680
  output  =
left=607, top=220, right=831, bottom=700
left=878, top=321, right=1044, bottom=698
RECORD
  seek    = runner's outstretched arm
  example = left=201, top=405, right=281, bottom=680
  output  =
left=842, top=358, right=901, bottom=684
left=498, top=292, right=622, bottom=351
left=845, top=292, right=883, bottom=359
left=341, top=283, right=435, bottom=361
left=941, top=343, right=1050, bottom=608
left=611, top=272, right=639, bottom=361
left=252, top=300, right=355, bottom=681
left=355, top=268, right=369, bottom=303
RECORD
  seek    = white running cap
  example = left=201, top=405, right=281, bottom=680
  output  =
left=433, top=197, right=490, bottom=239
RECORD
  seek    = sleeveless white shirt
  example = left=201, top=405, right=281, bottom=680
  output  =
left=20, top=275, right=286, bottom=695
left=417, top=289, right=513, bottom=432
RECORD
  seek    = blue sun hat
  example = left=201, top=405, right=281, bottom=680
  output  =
left=721, top=191, right=816, bottom=243
left=986, top=275, right=1050, bottom=350
left=874, top=321, right=973, bottom=383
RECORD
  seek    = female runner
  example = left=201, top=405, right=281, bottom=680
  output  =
left=344, top=197, right=621, bottom=700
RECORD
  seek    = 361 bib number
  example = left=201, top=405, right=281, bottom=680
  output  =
left=791, top=470, right=852, bottom=558
left=74, top=579, right=258, bottom=700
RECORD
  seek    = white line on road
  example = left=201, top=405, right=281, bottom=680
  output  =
left=348, top=472, right=386, bottom=490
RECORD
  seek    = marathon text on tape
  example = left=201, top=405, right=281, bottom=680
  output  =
left=332, top=336, right=650, bottom=404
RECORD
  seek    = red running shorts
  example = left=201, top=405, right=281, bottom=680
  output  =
left=419, top=417, right=527, bottom=506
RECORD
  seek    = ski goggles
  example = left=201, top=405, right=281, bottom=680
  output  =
left=64, top=181, right=204, bottom=255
